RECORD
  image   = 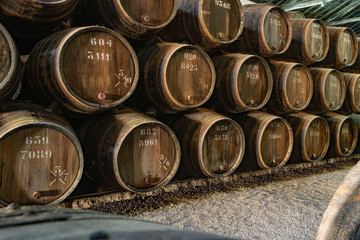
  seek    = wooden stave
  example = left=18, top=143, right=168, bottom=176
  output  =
left=284, top=112, right=330, bottom=163
left=266, top=60, right=313, bottom=113
left=315, top=27, right=358, bottom=69
left=210, top=53, right=273, bottom=113
left=130, top=43, right=216, bottom=114
left=0, top=108, right=84, bottom=206
left=227, top=4, right=292, bottom=57
left=72, top=0, right=179, bottom=40
left=275, top=19, right=329, bottom=65
left=158, top=0, right=244, bottom=50
left=26, top=26, right=139, bottom=114
left=78, top=109, right=181, bottom=193
left=322, top=112, right=358, bottom=157
left=170, top=109, right=245, bottom=178
left=235, top=111, right=294, bottom=170
left=0, top=23, right=21, bottom=101
left=306, top=67, right=346, bottom=114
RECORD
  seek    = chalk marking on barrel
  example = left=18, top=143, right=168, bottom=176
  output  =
left=157, top=155, right=170, bottom=172
left=49, top=166, right=68, bottom=186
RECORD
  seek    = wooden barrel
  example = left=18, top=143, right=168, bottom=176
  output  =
left=284, top=112, right=330, bottom=163
left=129, top=43, right=215, bottom=113
left=315, top=27, right=358, bottom=69
left=348, top=37, right=360, bottom=70
left=0, top=23, right=21, bottom=101
left=26, top=26, right=139, bottom=114
left=287, top=11, right=305, bottom=19
left=275, top=19, right=329, bottom=65
left=266, top=60, right=313, bottom=113
left=210, top=53, right=273, bottom=113
left=235, top=111, right=293, bottom=170
left=0, top=0, right=79, bottom=53
left=72, top=0, right=178, bottom=40
left=0, top=107, right=83, bottom=206
left=322, top=112, right=358, bottom=157
left=227, top=4, right=292, bottom=57
left=171, top=109, right=245, bottom=178
left=158, top=0, right=244, bottom=50
left=348, top=114, right=360, bottom=153
left=78, top=109, right=181, bottom=192
left=306, top=67, right=346, bottom=114
left=338, top=73, right=360, bottom=114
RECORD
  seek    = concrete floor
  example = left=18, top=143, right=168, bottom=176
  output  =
left=135, top=169, right=350, bottom=240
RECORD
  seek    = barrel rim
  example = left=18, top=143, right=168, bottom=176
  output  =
left=0, top=118, right=84, bottom=207
left=302, top=19, right=330, bottom=63
left=255, top=115, right=293, bottom=169
left=56, top=26, right=139, bottom=112
left=198, top=0, right=244, bottom=46
left=281, top=62, right=313, bottom=111
left=158, top=43, right=215, bottom=110
left=232, top=54, right=273, bottom=110
left=299, top=114, right=330, bottom=162
left=113, top=0, right=179, bottom=30
left=0, top=23, right=19, bottom=92
left=196, top=113, right=245, bottom=177
left=111, top=115, right=181, bottom=193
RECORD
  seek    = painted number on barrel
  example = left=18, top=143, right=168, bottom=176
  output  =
left=310, top=122, right=321, bottom=137
left=90, top=38, right=112, bottom=47
left=50, top=166, right=68, bottom=186
left=26, top=136, right=49, bottom=145
left=115, top=69, right=132, bottom=88
left=181, top=53, right=198, bottom=72
left=87, top=38, right=112, bottom=61
left=269, top=122, right=282, bottom=139
left=312, top=23, right=322, bottom=39
left=214, top=124, right=229, bottom=141
left=215, top=0, right=231, bottom=9
left=20, top=150, right=53, bottom=160
left=246, top=64, right=260, bottom=85
left=158, top=154, right=171, bottom=171
left=138, top=128, right=158, bottom=147
left=20, top=135, right=52, bottom=160
left=270, top=12, right=282, bottom=26
left=293, top=70, right=303, bottom=84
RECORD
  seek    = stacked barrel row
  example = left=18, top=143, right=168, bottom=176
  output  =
left=0, top=0, right=358, bottom=207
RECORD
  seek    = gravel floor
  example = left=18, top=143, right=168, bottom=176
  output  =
left=135, top=170, right=349, bottom=240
